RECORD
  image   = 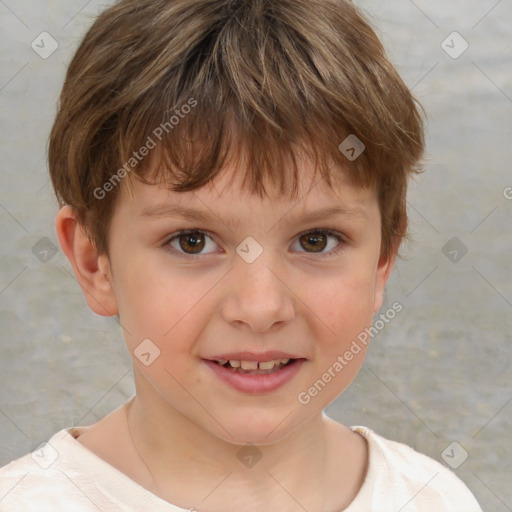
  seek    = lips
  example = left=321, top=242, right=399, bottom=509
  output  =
left=203, top=352, right=306, bottom=393
left=206, top=351, right=303, bottom=375
left=215, top=358, right=292, bottom=372
left=206, top=350, right=303, bottom=363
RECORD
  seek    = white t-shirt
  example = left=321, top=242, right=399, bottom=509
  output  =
left=0, top=425, right=482, bottom=511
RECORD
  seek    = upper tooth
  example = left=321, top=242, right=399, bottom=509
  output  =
left=240, top=360, right=258, bottom=370
left=259, top=359, right=290, bottom=369
left=225, top=358, right=291, bottom=370
left=258, top=360, right=276, bottom=370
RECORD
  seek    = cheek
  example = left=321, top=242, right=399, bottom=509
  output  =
left=310, top=270, right=377, bottom=346
left=114, top=262, right=218, bottom=353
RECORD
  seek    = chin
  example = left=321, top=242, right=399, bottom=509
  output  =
left=208, top=410, right=304, bottom=446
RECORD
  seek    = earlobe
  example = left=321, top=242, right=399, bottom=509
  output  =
left=373, top=249, right=397, bottom=313
left=55, top=205, right=118, bottom=317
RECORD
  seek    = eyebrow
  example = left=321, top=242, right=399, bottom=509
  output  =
left=140, top=203, right=366, bottom=229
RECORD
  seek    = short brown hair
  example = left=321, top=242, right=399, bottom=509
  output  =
left=49, top=0, right=424, bottom=258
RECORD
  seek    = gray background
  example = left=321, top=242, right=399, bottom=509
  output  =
left=0, top=0, right=511, bottom=510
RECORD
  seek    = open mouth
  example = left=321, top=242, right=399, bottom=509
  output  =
left=212, top=358, right=297, bottom=375
left=204, top=357, right=306, bottom=393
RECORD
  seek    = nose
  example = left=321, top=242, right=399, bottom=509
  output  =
left=220, top=250, right=295, bottom=333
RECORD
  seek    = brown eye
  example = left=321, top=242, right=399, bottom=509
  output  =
left=166, top=228, right=344, bottom=258
left=178, top=231, right=205, bottom=254
left=299, top=232, right=328, bottom=253
left=291, top=229, right=345, bottom=257
left=166, top=229, right=219, bottom=257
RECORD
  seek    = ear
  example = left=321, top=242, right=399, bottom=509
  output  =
left=373, top=248, right=397, bottom=313
left=55, top=206, right=118, bottom=317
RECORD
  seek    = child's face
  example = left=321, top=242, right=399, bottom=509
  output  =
left=101, top=155, right=393, bottom=444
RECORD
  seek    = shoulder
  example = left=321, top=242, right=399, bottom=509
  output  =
left=0, top=428, right=68, bottom=482
left=351, top=426, right=482, bottom=512
left=0, top=428, right=104, bottom=511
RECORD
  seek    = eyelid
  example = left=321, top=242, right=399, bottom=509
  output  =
left=164, top=227, right=347, bottom=258
left=292, top=228, right=347, bottom=258
left=163, top=229, right=220, bottom=258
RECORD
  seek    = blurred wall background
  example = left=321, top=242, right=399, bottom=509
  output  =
left=0, top=1, right=511, bottom=510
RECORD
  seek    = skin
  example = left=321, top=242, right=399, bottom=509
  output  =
left=56, top=152, right=397, bottom=512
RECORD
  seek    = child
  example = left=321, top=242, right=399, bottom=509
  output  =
left=0, top=0, right=482, bottom=510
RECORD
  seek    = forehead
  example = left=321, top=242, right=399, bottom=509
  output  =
left=119, top=150, right=377, bottom=224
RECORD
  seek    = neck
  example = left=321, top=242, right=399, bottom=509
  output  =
left=125, top=396, right=332, bottom=511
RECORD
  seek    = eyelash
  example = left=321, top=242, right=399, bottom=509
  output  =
left=163, top=228, right=347, bottom=259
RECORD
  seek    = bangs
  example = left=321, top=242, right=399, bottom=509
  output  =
left=113, top=14, right=380, bottom=201
left=49, top=0, right=424, bottom=257
left=121, top=99, right=365, bottom=202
